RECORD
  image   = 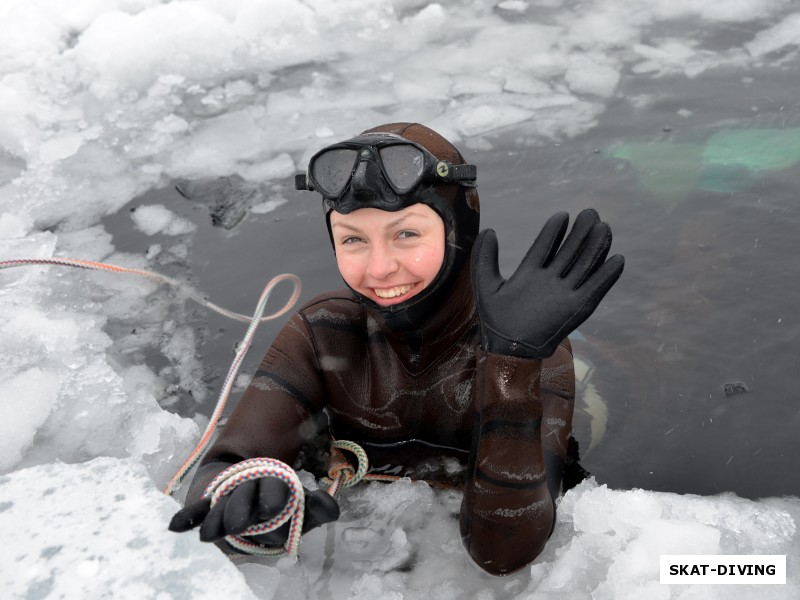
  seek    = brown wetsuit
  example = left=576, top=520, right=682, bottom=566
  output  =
left=187, top=260, right=576, bottom=575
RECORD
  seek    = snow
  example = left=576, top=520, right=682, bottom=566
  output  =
left=0, top=458, right=258, bottom=600
left=0, top=0, right=799, bottom=598
left=0, top=367, right=58, bottom=471
left=747, top=12, right=800, bottom=58
left=131, top=204, right=197, bottom=236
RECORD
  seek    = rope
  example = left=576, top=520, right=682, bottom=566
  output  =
left=163, top=271, right=301, bottom=495
left=0, top=257, right=300, bottom=324
left=323, top=440, right=371, bottom=496
left=203, top=459, right=306, bottom=557
left=321, top=440, right=400, bottom=494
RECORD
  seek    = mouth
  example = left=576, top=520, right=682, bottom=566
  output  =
left=371, top=283, right=417, bottom=305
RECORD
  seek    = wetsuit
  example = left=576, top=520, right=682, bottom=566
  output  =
left=186, top=259, right=576, bottom=575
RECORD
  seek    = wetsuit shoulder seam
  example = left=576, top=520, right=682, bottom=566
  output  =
left=295, top=310, right=323, bottom=375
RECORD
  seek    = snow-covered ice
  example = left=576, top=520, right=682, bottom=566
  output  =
left=2, top=460, right=797, bottom=599
left=1, top=0, right=799, bottom=598
left=130, top=204, right=197, bottom=236
left=0, top=458, right=259, bottom=600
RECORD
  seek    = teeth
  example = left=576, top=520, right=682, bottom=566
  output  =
left=374, top=284, right=413, bottom=299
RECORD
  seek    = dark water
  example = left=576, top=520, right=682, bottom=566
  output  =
left=104, top=62, right=800, bottom=501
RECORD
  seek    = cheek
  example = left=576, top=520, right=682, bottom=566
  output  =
left=335, top=253, right=364, bottom=287
left=414, top=245, right=445, bottom=283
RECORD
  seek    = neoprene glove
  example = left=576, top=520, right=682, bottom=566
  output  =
left=168, top=463, right=339, bottom=547
left=471, top=209, right=624, bottom=359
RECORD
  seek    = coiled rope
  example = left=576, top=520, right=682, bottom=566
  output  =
left=204, top=458, right=306, bottom=556
left=204, top=440, right=375, bottom=557
left=0, top=255, right=395, bottom=558
left=203, top=439, right=405, bottom=557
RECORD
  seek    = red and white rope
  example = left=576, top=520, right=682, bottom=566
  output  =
left=203, top=458, right=306, bottom=557
left=163, top=271, right=300, bottom=495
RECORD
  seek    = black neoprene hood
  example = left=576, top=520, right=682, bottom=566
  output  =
left=301, top=122, right=480, bottom=330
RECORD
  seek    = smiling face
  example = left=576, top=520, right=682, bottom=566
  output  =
left=330, top=204, right=446, bottom=307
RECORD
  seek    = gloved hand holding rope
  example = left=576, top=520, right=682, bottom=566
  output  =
left=168, top=459, right=340, bottom=556
left=168, top=441, right=372, bottom=556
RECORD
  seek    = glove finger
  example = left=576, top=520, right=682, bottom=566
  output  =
left=199, top=493, right=233, bottom=542
left=256, top=477, right=291, bottom=522
left=563, top=221, right=612, bottom=289
left=511, top=212, right=569, bottom=282
left=168, top=497, right=212, bottom=533
left=588, top=253, right=625, bottom=297
left=471, top=229, right=504, bottom=300
left=302, top=490, right=340, bottom=533
left=221, top=479, right=262, bottom=537
left=248, top=522, right=290, bottom=547
left=548, top=209, right=600, bottom=277
left=236, top=489, right=340, bottom=547
left=568, top=254, right=625, bottom=324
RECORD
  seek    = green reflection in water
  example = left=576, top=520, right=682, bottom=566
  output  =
left=609, top=127, right=800, bottom=203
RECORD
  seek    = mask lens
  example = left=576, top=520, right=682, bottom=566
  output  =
left=311, top=148, right=359, bottom=197
left=378, top=145, right=425, bottom=193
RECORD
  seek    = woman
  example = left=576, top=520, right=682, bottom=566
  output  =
left=169, top=123, right=624, bottom=575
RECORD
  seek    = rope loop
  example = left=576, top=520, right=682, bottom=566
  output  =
left=203, top=458, right=306, bottom=557
left=322, top=440, right=370, bottom=496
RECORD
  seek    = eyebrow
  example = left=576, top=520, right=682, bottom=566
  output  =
left=331, top=211, right=432, bottom=232
left=330, top=221, right=362, bottom=232
left=385, top=214, right=412, bottom=229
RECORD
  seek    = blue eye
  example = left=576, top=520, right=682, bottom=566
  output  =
left=397, top=230, right=418, bottom=239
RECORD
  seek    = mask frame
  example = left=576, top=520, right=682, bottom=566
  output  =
left=295, top=133, right=476, bottom=214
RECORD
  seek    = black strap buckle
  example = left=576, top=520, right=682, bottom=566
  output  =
left=295, top=174, right=313, bottom=191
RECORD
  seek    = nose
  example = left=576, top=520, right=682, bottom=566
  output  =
left=367, top=240, right=399, bottom=281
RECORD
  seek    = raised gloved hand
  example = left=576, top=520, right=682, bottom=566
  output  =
left=471, top=209, right=624, bottom=359
left=168, top=462, right=339, bottom=547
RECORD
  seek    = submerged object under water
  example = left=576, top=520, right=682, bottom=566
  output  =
left=175, top=175, right=264, bottom=229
